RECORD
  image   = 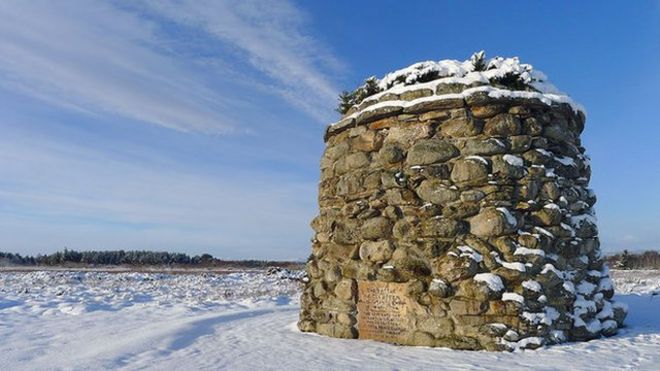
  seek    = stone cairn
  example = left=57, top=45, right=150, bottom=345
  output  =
left=298, top=53, right=627, bottom=351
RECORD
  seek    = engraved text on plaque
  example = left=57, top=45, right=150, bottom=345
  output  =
left=357, top=280, right=412, bottom=343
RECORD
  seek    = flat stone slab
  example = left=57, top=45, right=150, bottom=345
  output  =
left=357, top=280, right=413, bottom=344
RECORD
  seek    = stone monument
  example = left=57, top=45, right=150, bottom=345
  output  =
left=298, top=52, right=627, bottom=350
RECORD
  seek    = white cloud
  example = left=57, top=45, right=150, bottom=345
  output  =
left=0, top=0, right=341, bottom=132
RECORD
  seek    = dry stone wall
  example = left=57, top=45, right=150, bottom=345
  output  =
left=298, top=71, right=626, bottom=351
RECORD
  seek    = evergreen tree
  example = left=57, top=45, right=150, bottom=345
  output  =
left=470, top=50, right=487, bottom=71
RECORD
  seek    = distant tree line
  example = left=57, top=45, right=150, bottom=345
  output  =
left=0, top=249, right=301, bottom=269
left=606, top=250, right=660, bottom=270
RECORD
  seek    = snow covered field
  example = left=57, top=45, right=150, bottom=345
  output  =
left=0, top=269, right=658, bottom=370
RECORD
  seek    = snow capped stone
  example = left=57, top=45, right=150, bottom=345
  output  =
left=474, top=273, right=505, bottom=292
left=541, top=263, right=564, bottom=278
left=502, top=292, right=525, bottom=303
left=523, top=307, right=559, bottom=325
left=585, top=319, right=602, bottom=333
left=465, top=155, right=489, bottom=165
left=555, top=156, right=576, bottom=166
left=522, top=280, right=542, bottom=292
left=601, top=319, right=618, bottom=331
left=535, top=148, right=552, bottom=157
left=543, top=203, right=560, bottom=210
left=496, top=207, right=517, bottom=227
left=534, top=226, right=554, bottom=238
left=496, top=256, right=527, bottom=272
left=503, top=154, right=524, bottom=167
left=514, top=247, right=545, bottom=257
left=457, top=245, right=483, bottom=263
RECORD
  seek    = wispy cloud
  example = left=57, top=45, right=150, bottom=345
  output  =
left=0, top=0, right=342, bottom=133
left=138, top=0, right=343, bottom=122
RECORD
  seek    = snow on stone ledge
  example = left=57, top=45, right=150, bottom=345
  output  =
left=474, top=273, right=504, bottom=292
left=332, top=52, right=585, bottom=127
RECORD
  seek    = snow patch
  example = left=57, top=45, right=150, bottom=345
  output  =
left=474, top=273, right=504, bottom=292
left=503, top=154, right=524, bottom=167
left=502, top=292, right=525, bottom=303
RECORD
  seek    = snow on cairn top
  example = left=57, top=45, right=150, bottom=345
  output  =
left=335, top=51, right=584, bottom=121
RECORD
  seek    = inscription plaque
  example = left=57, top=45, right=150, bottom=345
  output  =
left=357, top=280, right=412, bottom=344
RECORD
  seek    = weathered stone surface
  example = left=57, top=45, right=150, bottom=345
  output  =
left=403, top=97, right=464, bottom=113
left=416, top=180, right=459, bottom=205
left=400, top=88, right=433, bottom=101
left=450, top=157, right=489, bottom=185
left=492, top=155, right=526, bottom=179
left=418, top=218, right=466, bottom=238
left=484, top=114, right=521, bottom=137
left=359, top=240, right=395, bottom=263
left=461, top=138, right=508, bottom=155
left=355, top=105, right=403, bottom=125
left=406, top=139, right=459, bottom=165
left=352, top=130, right=383, bottom=152
left=450, top=299, right=488, bottom=315
left=428, top=278, right=451, bottom=298
left=385, top=123, right=432, bottom=144
left=334, top=279, right=356, bottom=300
left=440, top=116, right=484, bottom=137
left=378, top=144, right=404, bottom=164
left=469, top=208, right=517, bottom=237
left=360, top=217, right=393, bottom=240
left=471, top=104, right=506, bottom=119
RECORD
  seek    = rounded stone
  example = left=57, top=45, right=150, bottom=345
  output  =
left=378, top=145, right=404, bottom=164
left=406, top=139, right=459, bottom=165
left=360, top=217, right=393, bottom=240
left=359, top=240, right=395, bottom=263
left=484, top=114, right=521, bottom=137
left=334, top=279, right=356, bottom=300
left=416, top=180, right=459, bottom=205
left=440, top=116, right=484, bottom=137
left=469, top=208, right=517, bottom=237
left=461, top=138, right=507, bottom=155
left=450, top=157, right=490, bottom=185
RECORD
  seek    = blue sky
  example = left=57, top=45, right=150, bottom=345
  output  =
left=0, top=1, right=658, bottom=259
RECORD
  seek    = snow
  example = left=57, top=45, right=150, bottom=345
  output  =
left=541, top=263, right=565, bottom=278
left=502, top=292, right=525, bottom=303
left=534, top=226, right=555, bottom=238
left=555, top=156, right=576, bottom=166
left=522, top=280, right=543, bottom=293
left=354, top=54, right=586, bottom=114
left=503, top=154, right=524, bottom=167
left=497, top=207, right=517, bottom=227
left=577, top=280, right=597, bottom=295
left=457, top=245, right=483, bottom=263
left=571, top=213, right=598, bottom=226
left=336, top=81, right=583, bottom=126
left=493, top=253, right=527, bottom=272
left=514, top=247, right=545, bottom=257
left=474, top=273, right=504, bottom=292
left=0, top=269, right=659, bottom=370
left=522, top=307, right=560, bottom=326
left=465, top=155, right=489, bottom=165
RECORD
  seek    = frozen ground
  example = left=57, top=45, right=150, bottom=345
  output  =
left=0, top=269, right=658, bottom=370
